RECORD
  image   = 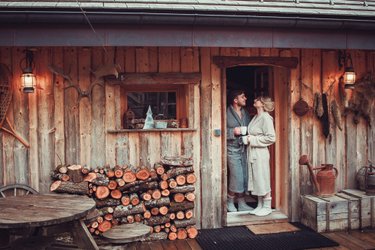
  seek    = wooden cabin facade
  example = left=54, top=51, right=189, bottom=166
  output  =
left=0, top=0, right=374, bottom=229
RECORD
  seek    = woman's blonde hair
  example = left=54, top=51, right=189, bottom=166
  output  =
left=259, top=96, right=274, bottom=112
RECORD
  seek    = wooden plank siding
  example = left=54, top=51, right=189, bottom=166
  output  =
left=288, top=48, right=302, bottom=222
left=0, top=47, right=374, bottom=228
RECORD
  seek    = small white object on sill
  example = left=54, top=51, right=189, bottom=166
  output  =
left=154, top=121, right=168, bottom=129
left=143, top=105, right=154, bottom=129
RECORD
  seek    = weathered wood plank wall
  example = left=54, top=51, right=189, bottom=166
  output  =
left=0, top=47, right=374, bottom=228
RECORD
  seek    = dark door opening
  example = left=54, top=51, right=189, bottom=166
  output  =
left=226, top=65, right=276, bottom=208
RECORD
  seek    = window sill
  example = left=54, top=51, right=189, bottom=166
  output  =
left=107, top=128, right=196, bottom=133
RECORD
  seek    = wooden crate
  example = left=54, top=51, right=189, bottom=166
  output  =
left=341, top=189, right=375, bottom=229
left=336, top=192, right=360, bottom=230
left=301, top=195, right=348, bottom=232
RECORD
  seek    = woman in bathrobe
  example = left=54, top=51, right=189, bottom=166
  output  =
left=245, top=96, right=276, bottom=216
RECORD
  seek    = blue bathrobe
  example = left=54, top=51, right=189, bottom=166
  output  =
left=227, top=106, right=251, bottom=193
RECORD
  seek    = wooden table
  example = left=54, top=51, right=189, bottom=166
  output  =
left=0, top=193, right=98, bottom=250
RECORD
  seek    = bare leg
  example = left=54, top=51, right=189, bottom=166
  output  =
left=228, top=191, right=236, bottom=197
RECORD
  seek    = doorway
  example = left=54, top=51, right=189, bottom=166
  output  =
left=225, top=65, right=289, bottom=226
left=227, top=66, right=275, bottom=206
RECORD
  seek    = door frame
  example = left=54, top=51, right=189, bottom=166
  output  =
left=214, top=56, right=298, bottom=226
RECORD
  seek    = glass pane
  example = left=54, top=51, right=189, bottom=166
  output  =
left=127, top=91, right=177, bottom=119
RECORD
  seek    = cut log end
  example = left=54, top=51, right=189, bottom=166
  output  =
left=185, top=192, right=196, bottom=202
left=96, top=186, right=110, bottom=200
left=123, top=171, right=137, bottom=183
left=174, top=193, right=185, bottom=203
left=155, top=164, right=165, bottom=175
left=50, top=180, right=61, bottom=192
left=136, top=168, right=151, bottom=181
left=114, top=169, right=124, bottom=178
left=141, top=192, right=152, bottom=201
left=108, top=180, right=118, bottom=190
left=168, top=232, right=177, bottom=241
left=56, top=165, right=68, bottom=174
left=159, top=180, right=168, bottom=190
left=187, top=226, right=198, bottom=239
left=159, top=206, right=169, bottom=215
left=185, top=209, right=194, bottom=219
left=144, top=210, right=151, bottom=219
left=110, top=189, right=122, bottom=199
left=161, top=189, right=170, bottom=197
left=176, top=175, right=186, bottom=186
left=177, top=228, right=188, bottom=240
left=186, top=173, right=197, bottom=184
left=168, top=179, right=177, bottom=189
left=98, top=220, right=112, bottom=233
left=121, top=195, right=130, bottom=206
left=176, top=211, right=185, bottom=220
left=152, top=189, right=162, bottom=200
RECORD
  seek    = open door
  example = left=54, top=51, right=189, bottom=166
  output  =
left=225, top=65, right=289, bottom=226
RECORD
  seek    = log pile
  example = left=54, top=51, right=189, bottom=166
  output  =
left=50, top=157, right=198, bottom=241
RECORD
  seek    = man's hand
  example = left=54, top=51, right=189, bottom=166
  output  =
left=233, top=127, right=241, bottom=136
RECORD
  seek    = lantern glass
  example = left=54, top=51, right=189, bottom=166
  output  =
left=21, top=72, right=36, bottom=93
left=343, top=68, right=356, bottom=89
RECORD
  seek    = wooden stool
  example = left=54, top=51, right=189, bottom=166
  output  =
left=102, top=223, right=152, bottom=244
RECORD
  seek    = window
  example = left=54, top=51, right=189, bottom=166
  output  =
left=121, top=84, right=188, bottom=129
left=127, top=91, right=177, bottom=119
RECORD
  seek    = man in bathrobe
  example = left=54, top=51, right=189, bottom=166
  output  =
left=226, top=90, right=253, bottom=212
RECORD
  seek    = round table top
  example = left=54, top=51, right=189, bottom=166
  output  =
left=102, top=223, right=152, bottom=243
left=0, top=193, right=96, bottom=229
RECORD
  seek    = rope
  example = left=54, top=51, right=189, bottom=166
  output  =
left=75, top=0, right=108, bottom=57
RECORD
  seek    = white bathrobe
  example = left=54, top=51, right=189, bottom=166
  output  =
left=247, top=112, right=276, bottom=196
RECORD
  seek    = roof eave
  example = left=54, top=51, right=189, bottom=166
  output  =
left=0, top=10, right=375, bottom=30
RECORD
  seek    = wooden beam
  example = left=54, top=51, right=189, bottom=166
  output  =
left=212, top=56, right=299, bottom=69
left=107, top=72, right=201, bottom=85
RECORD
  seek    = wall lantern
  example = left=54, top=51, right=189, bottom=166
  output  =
left=338, top=50, right=356, bottom=89
left=20, top=49, right=36, bottom=93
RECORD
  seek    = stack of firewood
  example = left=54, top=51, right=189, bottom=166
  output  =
left=50, top=156, right=198, bottom=241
